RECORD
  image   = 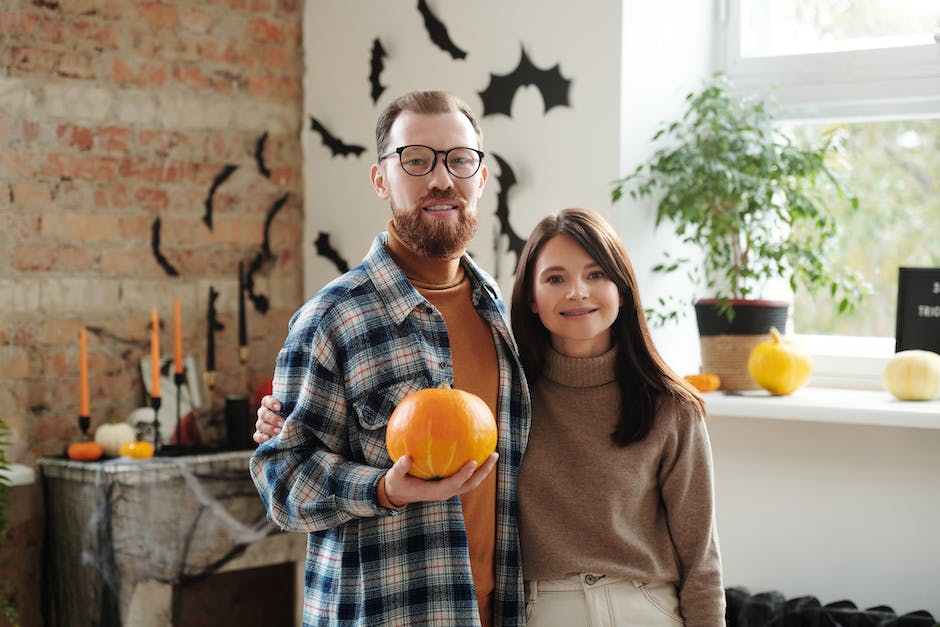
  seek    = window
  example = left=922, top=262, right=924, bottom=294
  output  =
left=718, top=0, right=940, bottom=386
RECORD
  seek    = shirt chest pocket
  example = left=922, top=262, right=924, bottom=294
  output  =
left=351, top=378, right=427, bottom=466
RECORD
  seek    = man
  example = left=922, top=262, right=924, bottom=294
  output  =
left=249, top=90, right=531, bottom=627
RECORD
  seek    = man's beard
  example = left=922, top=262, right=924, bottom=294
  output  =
left=392, top=190, right=478, bottom=259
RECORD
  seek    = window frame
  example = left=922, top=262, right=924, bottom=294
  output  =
left=717, top=0, right=940, bottom=386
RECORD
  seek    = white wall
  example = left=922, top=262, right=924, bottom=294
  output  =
left=302, top=0, right=622, bottom=301
left=709, top=416, right=940, bottom=618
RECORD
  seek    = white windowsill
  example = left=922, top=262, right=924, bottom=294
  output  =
left=704, top=387, right=940, bottom=430
left=4, top=463, right=36, bottom=486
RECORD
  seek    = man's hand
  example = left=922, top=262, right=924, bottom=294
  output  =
left=383, top=452, right=498, bottom=506
left=254, top=395, right=285, bottom=444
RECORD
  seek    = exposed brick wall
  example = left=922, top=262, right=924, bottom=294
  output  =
left=1, top=2, right=305, bottom=624
left=0, top=0, right=305, bottom=464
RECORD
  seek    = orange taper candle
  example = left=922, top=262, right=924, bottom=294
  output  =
left=150, top=307, right=161, bottom=398
left=79, top=327, right=89, bottom=417
left=173, top=298, right=184, bottom=375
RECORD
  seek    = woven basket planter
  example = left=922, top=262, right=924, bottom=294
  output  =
left=695, top=299, right=789, bottom=391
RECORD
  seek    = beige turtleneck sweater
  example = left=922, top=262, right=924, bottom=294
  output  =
left=379, top=222, right=499, bottom=627
left=518, top=346, right=725, bottom=627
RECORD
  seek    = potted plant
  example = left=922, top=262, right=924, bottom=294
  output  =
left=612, top=74, right=867, bottom=389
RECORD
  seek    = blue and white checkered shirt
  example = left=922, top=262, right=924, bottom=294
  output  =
left=250, top=232, right=531, bottom=626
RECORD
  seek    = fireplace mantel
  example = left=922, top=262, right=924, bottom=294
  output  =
left=39, top=450, right=305, bottom=627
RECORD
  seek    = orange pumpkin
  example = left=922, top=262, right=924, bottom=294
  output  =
left=67, top=440, right=103, bottom=461
left=385, top=381, right=497, bottom=480
left=683, top=372, right=721, bottom=392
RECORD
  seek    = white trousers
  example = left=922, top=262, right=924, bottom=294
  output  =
left=525, top=573, right=685, bottom=627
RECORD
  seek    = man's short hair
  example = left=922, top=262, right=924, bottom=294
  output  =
left=375, top=91, right=483, bottom=157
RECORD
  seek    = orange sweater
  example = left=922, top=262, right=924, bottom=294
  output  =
left=380, top=224, right=499, bottom=627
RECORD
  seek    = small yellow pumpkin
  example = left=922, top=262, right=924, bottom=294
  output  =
left=883, top=350, right=940, bottom=401
left=747, top=327, right=812, bottom=396
left=118, top=440, right=155, bottom=459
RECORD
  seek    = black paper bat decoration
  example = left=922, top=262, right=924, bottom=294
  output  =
left=203, top=164, right=238, bottom=230
left=417, top=0, right=467, bottom=60
left=255, top=131, right=271, bottom=179
left=478, top=48, right=572, bottom=117
left=309, top=116, right=366, bottom=158
left=492, top=153, right=525, bottom=267
left=315, top=232, right=350, bottom=274
left=151, top=217, right=180, bottom=277
left=245, top=251, right=270, bottom=314
left=261, top=192, right=289, bottom=260
left=370, top=38, right=388, bottom=104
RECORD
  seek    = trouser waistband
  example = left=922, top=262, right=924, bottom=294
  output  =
left=527, top=573, right=629, bottom=592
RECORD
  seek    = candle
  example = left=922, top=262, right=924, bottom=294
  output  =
left=79, top=327, right=89, bottom=417
left=150, top=307, right=161, bottom=398
left=173, top=298, right=184, bottom=374
left=238, top=261, right=247, bottom=348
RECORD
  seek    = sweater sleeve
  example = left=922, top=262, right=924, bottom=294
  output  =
left=658, top=404, right=726, bottom=627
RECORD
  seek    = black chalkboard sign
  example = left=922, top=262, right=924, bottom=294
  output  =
left=895, top=267, right=940, bottom=353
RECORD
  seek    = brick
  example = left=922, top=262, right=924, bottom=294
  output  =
left=172, top=65, right=211, bottom=91
left=0, top=12, right=40, bottom=35
left=111, top=57, right=137, bottom=84
left=61, top=0, right=98, bottom=16
left=140, top=2, right=178, bottom=28
left=20, top=119, right=40, bottom=142
left=117, top=216, right=152, bottom=238
left=248, top=17, right=285, bottom=44
left=134, top=187, right=170, bottom=212
left=0, top=346, right=30, bottom=380
left=67, top=214, right=123, bottom=241
left=11, top=46, right=58, bottom=73
left=57, top=51, right=97, bottom=79
left=69, top=19, right=120, bottom=49
left=43, top=153, right=121, bottom=180
left=100, top=250, right=148, bottom=275
left=97, top=127, right=132, bottom=152
left=0, top=150, right=35, bottom=177
left=179, top=6, right=212, bottom=33
left=57, top=123, right=95, bottom=151
left=93, top=182, right=131, bottom=208
left=137, top=62, right=169, bottom=88
left=10, top=181, right=53, bottom=207
left=12, top=243, right=54, bottom=271
left=42, top=349, right=70, bottom=377
left=53, top=244, right=96, bottom=272
left=37, top=319, right=84, bottom=347
left=0, top=212, right=41, bottom=238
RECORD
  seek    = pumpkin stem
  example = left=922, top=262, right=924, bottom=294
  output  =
left=769, top=327, right=782, bottom=343
left=437, top=381, right=453, bottom=390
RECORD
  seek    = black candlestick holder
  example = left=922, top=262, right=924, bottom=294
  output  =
left=174, top=371, right=186, bottom=446
left=150, top=395, right=162, bottom=451
left=78, top=414, right=90, bottom=438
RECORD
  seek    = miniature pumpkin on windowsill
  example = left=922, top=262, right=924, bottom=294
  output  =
left=747, top=327, right=812, bottom=396
left=385, top=381, right=497, bottom=480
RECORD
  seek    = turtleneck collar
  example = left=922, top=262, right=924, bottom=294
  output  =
left=386, top=219, right=465, bottom=288
left=542, top=344, right=618, bottom=388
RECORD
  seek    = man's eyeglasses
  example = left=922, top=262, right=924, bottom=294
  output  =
left=379, top=144, right=484, bottom=179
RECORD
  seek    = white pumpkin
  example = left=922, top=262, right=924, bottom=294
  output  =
left=94, top=421, right=137, bottom=457
left=883, top=350, right=940, bottom=401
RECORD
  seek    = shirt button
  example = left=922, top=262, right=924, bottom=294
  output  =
left=584, top=574, right=603, bottom=585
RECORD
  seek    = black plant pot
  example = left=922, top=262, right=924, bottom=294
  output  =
left=694, top=299, right=789, bottom=390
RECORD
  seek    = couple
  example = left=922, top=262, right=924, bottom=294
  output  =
left=249, top=90, right=723, bottom=627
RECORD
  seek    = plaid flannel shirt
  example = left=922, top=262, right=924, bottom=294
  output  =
left=250, top=232, right=531, bottom=626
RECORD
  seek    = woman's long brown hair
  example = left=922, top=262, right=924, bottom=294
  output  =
left=510, top=208, right=705, bottom=445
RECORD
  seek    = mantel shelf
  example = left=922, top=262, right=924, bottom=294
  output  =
left=704, top=386, right=940, bottom=430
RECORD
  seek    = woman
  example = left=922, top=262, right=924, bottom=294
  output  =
left=511, top=208, right=723, bottom=626
left=254, top=208, right=724, bottom=626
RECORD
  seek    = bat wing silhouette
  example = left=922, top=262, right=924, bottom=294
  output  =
left=315, top=232, right=350, bottom=274
left=417, top=0, right=467, bottom=60
left=478, top=48, right=572, bottom=117
left=255, top=132, right=271, bottom=179
left=369, top=38, right=388, bottom=104
left=151, top=217, right=180, bottom=277
left=203, top=164, right=238, bottom=230
left=491, top=153, right=526, bottom=267
left=310, top=116, right=366, bottom=158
